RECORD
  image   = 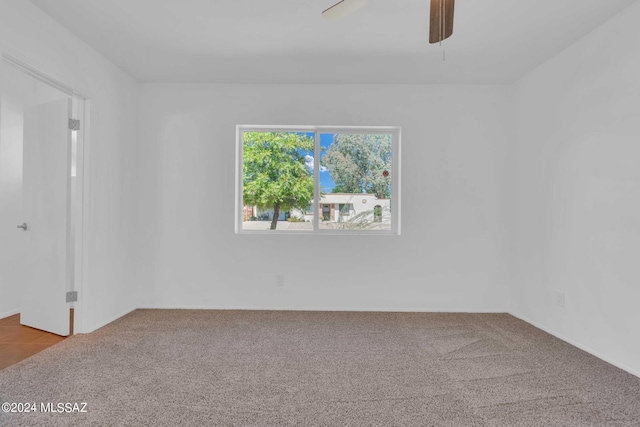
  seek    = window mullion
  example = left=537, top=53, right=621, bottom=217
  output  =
left=313, top=129, right=320, bottom=232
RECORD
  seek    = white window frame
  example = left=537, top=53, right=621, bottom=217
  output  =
left=236, top=125, right=401, bottom=235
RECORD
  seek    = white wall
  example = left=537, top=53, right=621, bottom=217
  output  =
left=512, top=1, right=640, bottom=376
left=138, top=83, right=513, bottom=312
left=0, top=0, right=141, bottom=332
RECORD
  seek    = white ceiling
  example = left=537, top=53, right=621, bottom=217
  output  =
left=29, top=0, right=638, bottom=84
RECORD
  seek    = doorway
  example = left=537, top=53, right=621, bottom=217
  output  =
left=0, top=54, right=85, bottom=339
left=322, top=204, right=331, bottom=221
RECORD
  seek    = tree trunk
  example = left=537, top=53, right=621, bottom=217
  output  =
left=270, top=204, right=280, bottom=230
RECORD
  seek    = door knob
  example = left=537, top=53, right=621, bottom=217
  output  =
left=17, top=223, right=27, bottom=231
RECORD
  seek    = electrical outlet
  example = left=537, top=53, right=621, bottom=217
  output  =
left=555, top=291, right=566, bottom=308
left=276, top=274, right=285, bottom=287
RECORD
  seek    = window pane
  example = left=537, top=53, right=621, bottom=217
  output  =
left=319, top=133, right=393, bottom=231
left=241, top=131, right=315, bottom=231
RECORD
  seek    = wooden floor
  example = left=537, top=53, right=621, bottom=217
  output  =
left=0, top=313, right=70, bottom=371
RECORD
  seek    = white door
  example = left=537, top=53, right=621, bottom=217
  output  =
left=20, top=98, right=72, bottom=336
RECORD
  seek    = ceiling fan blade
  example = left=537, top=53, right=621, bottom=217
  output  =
left=429, top=0, right=455, bottom=43
left=322, top=0, right=370, bottom=21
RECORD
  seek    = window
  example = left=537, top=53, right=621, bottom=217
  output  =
left=338, top=203, right=353, bottom=216
left=236, top=126, right=400, bottom=234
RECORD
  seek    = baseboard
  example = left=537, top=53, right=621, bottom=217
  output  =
left=138, top=304, right=507, bottom=313
left=0, top=308, right=20, bottom=320
left=80, top=305, right=508, bottom=332
left=508, top=311, right=640, bottom=379
left=88, top=306, right=138, bottom=333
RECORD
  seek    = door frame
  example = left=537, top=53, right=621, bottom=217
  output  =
left=1, top=52, right=89, bottom=334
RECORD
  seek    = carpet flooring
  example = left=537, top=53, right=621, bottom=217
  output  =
left=0, top=310, right=639, bottom=426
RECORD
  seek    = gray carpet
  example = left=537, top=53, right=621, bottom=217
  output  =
left=1, top=310, right=639, bottom=426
